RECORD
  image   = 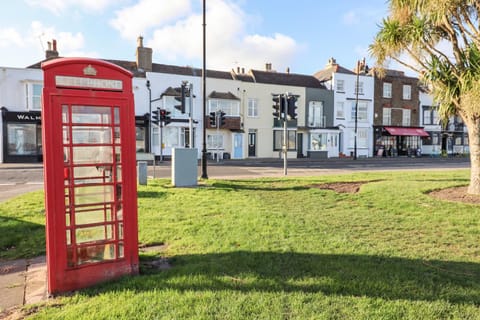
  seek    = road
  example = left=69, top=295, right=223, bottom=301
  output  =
left=0, top=157, right=471, bottom=202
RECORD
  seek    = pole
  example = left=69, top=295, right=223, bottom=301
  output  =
left=159, top=119, right=163, bottom=162
left=189, top=82, right=194, bottom=149
left=216, top=110, right=220, bottom=162
left=201, top=0, right=208, bottom=179
left=354, top=60, right=359, bottom=160
left=283, top=94, right=288, bottom=175
left=146, top=81, right=152, bottom=154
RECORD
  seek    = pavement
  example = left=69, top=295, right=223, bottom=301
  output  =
left=0, top=256, right=47, bottom=318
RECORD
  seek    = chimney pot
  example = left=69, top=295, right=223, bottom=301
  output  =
left=137, top=36, right=144, bottom=48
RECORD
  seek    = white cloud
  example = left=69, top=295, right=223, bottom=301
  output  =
left=0, top=21, right=92, bottom=67
left=144, top=0, right=299, bottom=71
left=110, top=0, right=192, bottom=41
left=0, top=28, right=24, bottom=48
left=26, top=0, right=116, bottom=14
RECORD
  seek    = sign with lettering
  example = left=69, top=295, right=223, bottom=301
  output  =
left=55, top=75, right=123, bottom=91
left=5, top=111, right=41, bottom=122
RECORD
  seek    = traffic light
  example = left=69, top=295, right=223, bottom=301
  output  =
left=160, top=109, right=171, bottom=125
left=174, top=84, right=186, bottom=113
left=219, top=111, right=226, bottom=126
left=287, top=95, right=298, bottom=120
left=209, top=111, right=216, bottom=126
left=151, top=109, right=160, bottom=125
left=272, top=94, right=286, bottom=119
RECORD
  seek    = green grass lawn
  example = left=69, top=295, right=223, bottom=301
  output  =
left=1, top=169, right=480, bottom=319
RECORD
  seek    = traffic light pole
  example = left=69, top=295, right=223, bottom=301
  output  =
left=188, top=83, right=194, bottom=149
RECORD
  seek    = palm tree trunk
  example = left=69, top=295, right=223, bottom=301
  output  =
left=466, top=117, right=480, bottom=194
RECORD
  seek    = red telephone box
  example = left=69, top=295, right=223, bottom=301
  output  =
left=42, top=58, right=139, bottom=294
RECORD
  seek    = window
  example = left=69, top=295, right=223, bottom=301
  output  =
left=349, top=128, right=368, bottom=148
left=403, top=85, right=411, bottom=100
left=308, top=101, right=324, bottom=127
left=310, top=133, right=327, bottom=151
left=26, top=83, right=43, bottom=110
left=247, top=98, right=258, bottom=117
left=383, top=83, right=392, bottom=98
left=351, top=101, right=368, bottom=122
left=423, top=109, right=431, bottom=124
left=208, top=99, right=240, bottom=116
left=402, top=109, right=411, bottom=126
left=355, top=80, right=364, bottom=95
left=7, top=123, right=40, bottom=155
left=336, top=79, right=344, bottom=92
left=383, top=108, right=391, bottom=125
left=336, top=102, right=345, bottom=119
left=207, top=134, right=224, bottom=149
left=273, top=130, right=296, bottom=151
left=432, top=110, right=440, bottom=124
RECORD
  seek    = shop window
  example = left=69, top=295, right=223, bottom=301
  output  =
left=310, top=133, right=327, bottom=151
left=7, top=123, right=39, bottom=155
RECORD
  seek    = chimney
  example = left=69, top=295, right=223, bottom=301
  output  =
left=326, top=57, right=337, bottom=67
left=45, top=39, right=59, bottom=60
left=286, top=67, right=290, bottom=74
left=241, top=67, right=245, bottom=74
left=265, top=63, right=272, bottom=71
left=136, top=36, right=152, bottom=72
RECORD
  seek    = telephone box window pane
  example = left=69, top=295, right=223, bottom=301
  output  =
left=115, top=147, right=121, bottom=162
left=75, top=207, right=113, bottom=225
left=67, top=248, right=74, bottom=267
left=66, top=230, right=71, bottom=245
left=64, top=147, right=70, bottom=165
left=75, top=224, right=114, bottom=243
left=116, top=184, right=122, bottom=200
left=77, top=244, right=115, bottom=265
left=119, top=242, right=124, bottom=258
left=72, top=106, right=112, bottom=124
left=116, top=165, right=122, bottom=182
left=72, top=146, right=113, bottom=164
left=116, top=203, right=123, bottom=220
left=119, top=223, right=124, bottom=240
left=65, top=213, right=71, bottom=227
left=63, top=127, right=70, bottom=144
left=72, top=126, right=112, bottom=144
left=74, top=185, right=114, bottom=205
left=65, top=188, right=70, bottom=206
left=114, top=107, right=120, bottom=124
left=62, top=105, right=69, bottom=123
left=73, top=166, right=113, bottom=184
left=114, top=127, right=121, bottom=144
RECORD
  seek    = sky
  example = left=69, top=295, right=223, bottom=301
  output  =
left=0, top=0, right=391, bottom=75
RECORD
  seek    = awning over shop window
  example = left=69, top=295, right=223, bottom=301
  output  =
left=384, top=126, right=429, bottom=137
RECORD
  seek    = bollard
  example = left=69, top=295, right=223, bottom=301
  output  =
left=138, top=161, right=148, bottom=185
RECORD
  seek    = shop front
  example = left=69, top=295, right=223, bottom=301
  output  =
left=374, top=126, right=429, bottom=157
left=1, top=107, right=43, bottom=163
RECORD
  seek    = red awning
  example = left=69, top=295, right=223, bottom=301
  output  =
left=384, top=127, right=430, bottom=137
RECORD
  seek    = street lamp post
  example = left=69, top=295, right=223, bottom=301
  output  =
left=201, top=0, right=208, bottom=179
left=146, top=80, right=152, bottom=154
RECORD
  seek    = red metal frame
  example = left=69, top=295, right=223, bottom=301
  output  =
left=42, top=58, right=138, bottom=294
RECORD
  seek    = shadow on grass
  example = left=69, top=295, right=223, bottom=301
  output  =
left=97, top=251, right=480, bottom=305
left=0, top=216, right=45, bottom=259
left=210, top=181, right=309, bottom=192
left=137, top=190, right=167, bottom=198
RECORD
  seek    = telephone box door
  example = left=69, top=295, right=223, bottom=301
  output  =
left=42, top=58, right=139, bottom=294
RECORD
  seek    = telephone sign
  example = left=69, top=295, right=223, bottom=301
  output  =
left=42, top=58, right=139, bottom=294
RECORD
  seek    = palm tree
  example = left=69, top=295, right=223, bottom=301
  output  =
left=370, top=0, right=480, bottom=194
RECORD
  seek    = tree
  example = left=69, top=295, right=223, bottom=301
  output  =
left=370, top=0, right=480, bottom=194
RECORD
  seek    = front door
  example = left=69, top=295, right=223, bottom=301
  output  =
left=297, top=133, right=303, bottom=158
left=233, top=133, right=243, bottom=159
left=248, top=131, right=256, bottom=157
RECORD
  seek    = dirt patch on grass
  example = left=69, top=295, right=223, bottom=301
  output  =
left=429, top=186, right=480, bottom=204
left=309, top=182, right=364, bottom=193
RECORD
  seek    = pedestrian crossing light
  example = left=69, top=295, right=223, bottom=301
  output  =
left=219, top=111, right=226, bottom=126
left=209, top=111, right=216, bottom=126
left=151, top=109, right=160, bottom=126
left=174, top=84, right=186, bottom=113
left=160, top=109, right=171, bottom=125
left=287, top=95, right=298, bottom=120
left=272, top=94, right=285, bottom=119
